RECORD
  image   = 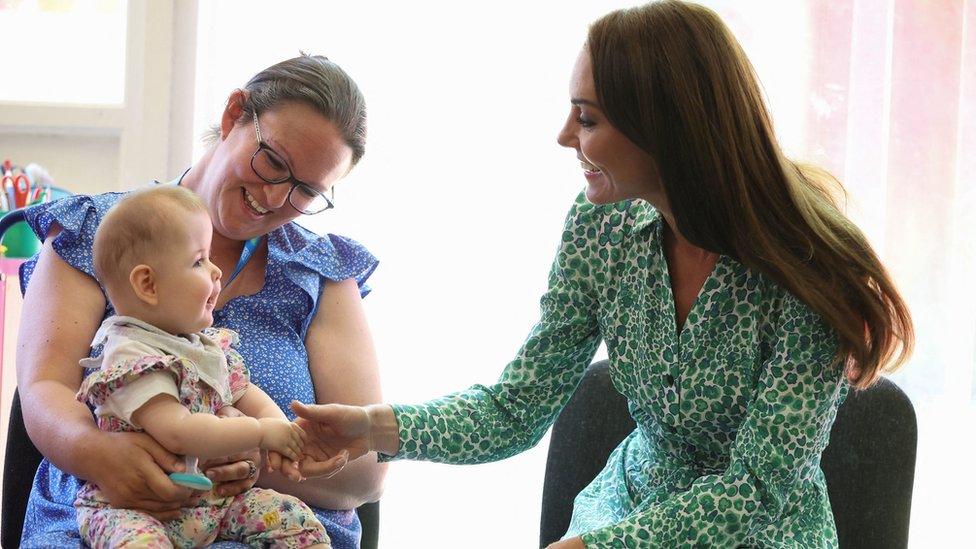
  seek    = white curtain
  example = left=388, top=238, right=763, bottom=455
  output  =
left=785, top=1, right=975, bottom=545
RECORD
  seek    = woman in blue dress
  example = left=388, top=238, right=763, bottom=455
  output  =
left=16, top=53, right=385, bottom=548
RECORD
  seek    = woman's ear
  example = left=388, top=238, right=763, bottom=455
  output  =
left=129, top=264, right=159, bottom=306
left=220, top=89, right=248, bottom=140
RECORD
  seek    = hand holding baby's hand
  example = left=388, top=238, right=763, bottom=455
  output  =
left=258, top=418, right=306, bottom=461
left=266, top=450, right=304, bottom=482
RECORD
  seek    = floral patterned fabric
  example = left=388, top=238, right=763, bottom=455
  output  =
left=384, top=193, right=848, bottom=548
left=73, top=318, right=330, bottom=548
left=76, top=485, right=328, bottom=548
left=76, top=320, right=249, bottom=430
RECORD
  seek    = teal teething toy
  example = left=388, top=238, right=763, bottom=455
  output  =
left=169, top=456, right=213, bottom=491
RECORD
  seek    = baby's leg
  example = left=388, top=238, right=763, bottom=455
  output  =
left=77, top=506, right=172, bottom=549
left=218, top=487, right=331, bottom=548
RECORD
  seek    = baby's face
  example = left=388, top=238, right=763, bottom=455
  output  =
left=152, top=209, right=223, bottom=334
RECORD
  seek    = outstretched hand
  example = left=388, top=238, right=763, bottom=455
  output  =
left=290, top=401, right=373, bottom=467
left=297, top=451, right=350, bottom=480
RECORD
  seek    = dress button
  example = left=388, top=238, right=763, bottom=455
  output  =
left=665, top=374, right=675, bottom=387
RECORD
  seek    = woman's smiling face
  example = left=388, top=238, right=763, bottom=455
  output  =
left=557, top=49, right=666, bottom=210
left=196, top=97, right=353, bottom=241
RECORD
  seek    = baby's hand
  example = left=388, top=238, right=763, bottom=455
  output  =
left=266, top=451, right=303, bottom=482
left=280, top=455, right=303, bottom=482
left=258, top=418, right=306, bottom=461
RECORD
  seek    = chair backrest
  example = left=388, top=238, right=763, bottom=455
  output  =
left=820, top=377, right=916, bottom=548
left=540, top=361, right=635, bottom=546
left=357, top=500, right=380, bottom=549
left=540, top=361, right=917, bottom=548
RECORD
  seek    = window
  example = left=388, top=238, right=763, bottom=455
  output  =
left=0, top=0, right=126, bottom=105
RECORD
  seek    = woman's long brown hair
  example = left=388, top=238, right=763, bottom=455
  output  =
left=588, top=1, right=913, bottom=388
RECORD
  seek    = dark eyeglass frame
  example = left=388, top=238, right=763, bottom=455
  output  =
left=251, top=112, right=335, bottom=215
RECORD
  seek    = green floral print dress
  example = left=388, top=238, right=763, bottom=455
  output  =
left=383, top=193, right=849, bottom=548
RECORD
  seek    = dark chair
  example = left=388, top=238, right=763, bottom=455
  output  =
left=0, top=208, right=379, bottom=549
left=2, top=389, right=43, bottom=549
left=357, top=500, right=380, bottom=549
left=540, top=360, right=917, bottom=548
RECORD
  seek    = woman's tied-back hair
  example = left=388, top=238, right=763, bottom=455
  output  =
left=587, top=1, right=913, bottom=389
left=94, top=186, right=209, bottom=296
left=208, top=53, right=367, bottom=167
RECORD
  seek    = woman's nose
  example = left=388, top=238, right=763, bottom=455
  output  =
left=556, top=114, right=577, bottom=149
left=264, top=182, right=291, bottom=209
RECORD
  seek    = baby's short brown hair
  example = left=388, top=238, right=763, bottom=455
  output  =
left=93, top=185, right=209, bottom=294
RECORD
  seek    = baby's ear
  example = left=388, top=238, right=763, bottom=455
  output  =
left=129, top=264, right=158, bottom=306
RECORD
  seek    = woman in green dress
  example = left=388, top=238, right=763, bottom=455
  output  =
left=293, top=2, right=914, bottom=547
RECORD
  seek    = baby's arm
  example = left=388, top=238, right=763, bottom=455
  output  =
left=233, top=382, right=287, bottom=421
left=232, top=383, right=304, bottom=481
left=132, top=393, right=304, bottom=461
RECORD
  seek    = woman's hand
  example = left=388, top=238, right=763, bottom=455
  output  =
left=90, top=431, right=191, bottom=521
left=297, top=452, right=350, bottom=480
left=267, top=450, right=304, bottom=482
left=290, top=401, right=375, bottom=465
left=201, top=406, right=263, bottom=497
left=201, top=448, right=262, bottom=497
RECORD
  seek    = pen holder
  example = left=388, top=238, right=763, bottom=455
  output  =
left=1, top=220, right=40, bottom=258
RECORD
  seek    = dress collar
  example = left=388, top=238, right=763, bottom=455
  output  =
left=631, top=199, right=661, bottom=235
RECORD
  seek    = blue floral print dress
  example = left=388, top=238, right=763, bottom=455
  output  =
left=18, top=191, right=378, bottom=549
left=384, top=193, right=848, bottom=547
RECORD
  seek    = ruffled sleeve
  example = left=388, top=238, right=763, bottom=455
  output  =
left=19, top=193, right=126, bottom=294
left=271, top=223, right=379, bottom=336
left=275, top=223, right=378, bottom=297
left=77, top=354, right=181, bottom=409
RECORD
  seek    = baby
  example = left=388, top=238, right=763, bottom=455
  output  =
left=74, top=185, right=330, bottom=548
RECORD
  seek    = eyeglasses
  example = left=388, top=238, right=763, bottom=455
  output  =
left=251, top=112, right=335, bottom=215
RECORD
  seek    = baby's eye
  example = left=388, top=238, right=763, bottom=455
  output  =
left=193, top=259, right=203, bottom=267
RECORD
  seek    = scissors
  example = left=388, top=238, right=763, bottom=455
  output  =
left=3, top=173, right=32, bottom=208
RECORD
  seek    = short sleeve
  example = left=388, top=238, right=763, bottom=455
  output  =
left=19, top=193, right=125, bottom=294
left=275, top=224, right=379, bottom=300
left=271, top=223, right=379, bottom=337
left=100, top=371, right=180, bottom=428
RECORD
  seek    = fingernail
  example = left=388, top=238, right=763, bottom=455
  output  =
left=206, top=471, right=216, bottom=479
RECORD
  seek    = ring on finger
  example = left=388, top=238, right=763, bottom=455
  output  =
left=245, top=459, right=257, bottom=479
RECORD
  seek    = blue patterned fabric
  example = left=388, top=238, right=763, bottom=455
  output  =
left=17, top=192, right=378, bottom=549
